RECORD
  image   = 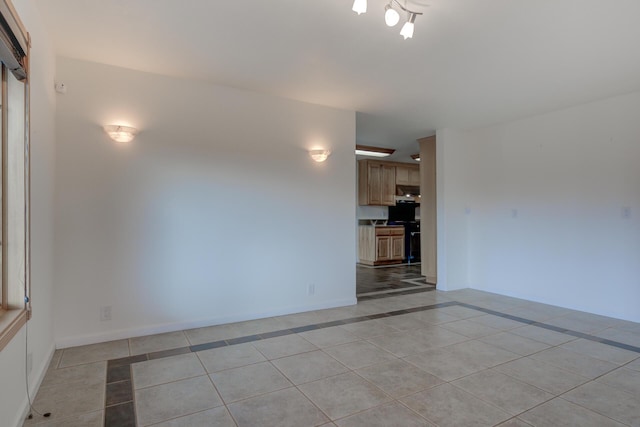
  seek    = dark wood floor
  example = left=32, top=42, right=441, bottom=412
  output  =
left=356, top=264, right=433, bottom=298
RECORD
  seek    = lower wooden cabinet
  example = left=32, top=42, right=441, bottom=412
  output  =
left=359, top=226, right=405, bottom=266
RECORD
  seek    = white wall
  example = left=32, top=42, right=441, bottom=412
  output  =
left=1, top=1, right=57, bottom=427
left=54, top=58, right=356, bottom=347
left=439, top=91, right=640, bottom=322
left=435, top=128, right=471, bottom=291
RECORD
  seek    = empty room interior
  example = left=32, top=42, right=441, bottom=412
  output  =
left=1, top=1, right=639, bottom=426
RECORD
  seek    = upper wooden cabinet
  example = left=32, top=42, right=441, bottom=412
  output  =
left=358, top=160, right=420, bottom=205
left=396, top=164, right=420, bottom=186
left=358, top=160, right=396, bottom=206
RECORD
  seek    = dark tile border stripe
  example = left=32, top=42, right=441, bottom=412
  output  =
left=456, top=302, right=640, bottom=353
left=103, top=299, right=640, bottom=426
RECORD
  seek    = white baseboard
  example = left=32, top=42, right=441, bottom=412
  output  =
left=12, top=343, right=56, bottom=427
left=56, top=297, right=357, bottom=349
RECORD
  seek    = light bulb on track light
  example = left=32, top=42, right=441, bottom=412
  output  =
left=352, top=0, right=367, bottom=15
left=384, top=4, right=400, bottom=26
left=400, top=13, right=416, bottom=39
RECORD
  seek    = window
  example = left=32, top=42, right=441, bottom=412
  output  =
left=0, top=0, right=30, bottom=351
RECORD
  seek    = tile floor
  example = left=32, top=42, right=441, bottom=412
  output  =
left=24, top=288, right=640, bottom=427
left=356, top=264, right=433, bottom=299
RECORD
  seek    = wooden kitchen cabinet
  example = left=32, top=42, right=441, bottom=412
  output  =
left=396, top=164, right=420, bottom=186
left=359, top=226, right=405, bottom=265
left=358, top=160, right=396, bottom=206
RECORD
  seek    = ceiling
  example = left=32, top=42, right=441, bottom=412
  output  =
left=34, top=0, right=640, bottom=160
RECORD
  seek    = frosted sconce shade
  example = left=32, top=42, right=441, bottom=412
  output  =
left=104, top=125, right=138, bottom=144
left=309, top=149, right=331, bottom=162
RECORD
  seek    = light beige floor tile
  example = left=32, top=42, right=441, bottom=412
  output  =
left=530, top=347, right=617, bottom=379
left=469, top=314, right=525, bottom=331
left=228, top=317, right=283, bottom=336
left=298, top=372, right=391, bottom=420
left=597, top=367, right=640, bottom=396
left=443, top=289, right=490, bottom=301
left=228, top=387, right=329, bottom=427
left=25, top=380, right=105, bottom=425
left=452, top=370, right=554, bottom=415
left=46, top=350, right=63, bottom=372
left=367, top=331, right=438, bottom=357
left=135, top=375, right=222, bottom=426
left=519, top=398, right=626, bottom=427
left=495, top=419, right=533, bottom=427
left=514, top=303, right=571, bottom=319
left=404, top=346, right=488, bottom=381
left=339, top=319, right=401, bottom=339
left=376, top=314, right=431, bottom=331
left=628, top=357, right=640, bottom=371
left=323, top=340, right=397, bottom=369
left=409, top=325, right=470, bottom=348
left=405, top=310, right=459, bottom=325
left=436, top=305, right=485, bottom=319
left=401, top=383, right=511, bottom=427
left=271, top=350, right=348, bottom=385
left=210, top=361, right=292, bottom=402
left=252, top=334, right=317, bottom=360
left=593, top=328, right=640, bottom=347
left=479, top=332, right=550, bottom=356
left=335, top=402, right=436, bottom=427
left=440, top=319, right=502, bottom=338
left=543, top=316, right=609, bottom=334
left=272, top=311, right=323, bottom=329
left=355, top=359, right=443, bottom=398
left=129, top=331, right=189, bottom=356
left=493, top=357, right=589, bottom=395
left=59, top=340, right=129, bottom=368
left=132, top=353, right=205, bottom=389
left=184, top=324, right=236, bottom=346
left=559, top=338, right=639, bottom=365
left=608, top=318, right=640, bottom=334
left=445, top=340, right=520, bottom=368
left=563, top=381, right=640, bottom=426
left=196, top=342, right=265, bottom=373
left=298, top=327, right=360, bottom=348
left=509, top=325, right=576, bottom=346
left=41, top=361, right=106, bottom=387
left=23, top=410, right=104, bottom=427
left=562, top=311, right=621, bottom=329
left=149, top=407, right=236, bottom=427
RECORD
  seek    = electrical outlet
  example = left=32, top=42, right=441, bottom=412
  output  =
left=100, top=306, right=112, bottom=321
left=308, top=284, right=315, bottom=295
left=27, top=353, right=33, bottom=375
left=511, top=209, right=518, bottom=219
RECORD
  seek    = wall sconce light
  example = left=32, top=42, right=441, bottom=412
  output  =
left=355, top=144, right=395, bottom=157
left=309, top=149, right=331, bottom=162
left=411, top=153, right=421, bottom=161
left=104, top=125, right=138, bottom=144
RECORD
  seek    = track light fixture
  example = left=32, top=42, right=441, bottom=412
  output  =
left=353, top=0, right=423, bottom=39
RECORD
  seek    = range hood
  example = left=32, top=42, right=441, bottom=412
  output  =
left=395, top=185, right=420, bottom=203
left=396, top=185, right=420, bottom=197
